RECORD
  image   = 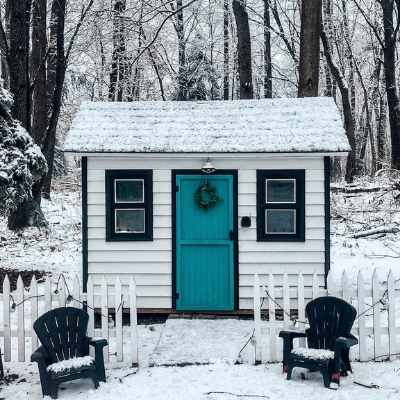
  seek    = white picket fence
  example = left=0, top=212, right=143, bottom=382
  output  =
left=0, top=275, right=138, bottom=366
left=253, top=270, right=400, bottom=364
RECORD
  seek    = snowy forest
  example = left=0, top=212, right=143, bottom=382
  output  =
left=0, top=0, right=400, bottom=229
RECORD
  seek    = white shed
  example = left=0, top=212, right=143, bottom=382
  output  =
left=64, top=98, right=349, bottom=312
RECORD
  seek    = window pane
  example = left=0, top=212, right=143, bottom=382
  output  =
left=115, top=209, right=145, bottom=233
left=115, top=179, right=144, bottom=203
left=265, top=210, right=296, bottom=234
left=266, top=179, right=295, bottom=203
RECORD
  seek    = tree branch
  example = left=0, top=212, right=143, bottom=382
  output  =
left=65, top=0, right=95, bottom=64
left=130, top=0, right=200, bottom=66
left=352, top=0, right=385, bottom=50
left=29, top=46, right=52, bottom=93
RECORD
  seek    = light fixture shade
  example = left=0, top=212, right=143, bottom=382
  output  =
left=201, top=158, right=216, bottom=174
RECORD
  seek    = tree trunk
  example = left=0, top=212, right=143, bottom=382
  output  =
left=321, top=29, right=356, bottom=182
left=31, top=0, right=47, bottom=147
left=7, top=0, right=33, bottom=229
left=223, top=0, right=229, bottom=100
left=298, top=0, right=321, bottom=97
left=117, top=0, right=126, bottom=102
left=322, top=0, right=333, bottom=98
left=232, top=0, right=253, bottom=100
left=41, top=0, right=66, bottom=199
left=377, top=95, right=387, bottom=169
left=46, top=0, right=57, bottom=120
left=176, top=0, right=187, bottom=101
left=109, top=1, right=126, bottom=101
left=380, top=0, right=400, bottom=169
left=9, top=0, right=31, bottom=130
left=0, top=0, right=11, bottom=88
left=264, top=0, right=272, bottom=98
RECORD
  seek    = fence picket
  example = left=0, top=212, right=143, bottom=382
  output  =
left=30, top=276, right=39, bottom=353
left=59, top=276, right=66, bottom=308
left=101, top=276, right=109, bottom=363
left=297, top=272, right=306, bottom=347
left=268, top=272, right=277, bottom=362
left=326, top=271, right=334, bottom=296
left=312, top=271, right=318, bottom=299
left=115, top=277, right=123, bottom=362
left=372, top=270, right=382, bottom=361
left=253, top=274, right=262, bottom=364
left=17, top=276, right=25, bottom=362
left=357, top=271, right=367, bottom=361
left=387, top=270, right=396, bottom=361
left=342, top=271, right=349, bottom=303
left=87, top=277, right=95, bottom=358
left=72, top=275, right=80, bottom=308
left=130, top=276, right=138, bottom=367
left=282, top=272, right=290, bottom=329
left=3, top=275, right=11, bottom=361
left=44, top=276, right=52, bottom=312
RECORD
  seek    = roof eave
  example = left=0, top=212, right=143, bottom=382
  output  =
left=64, top=150, right=349, bottom=157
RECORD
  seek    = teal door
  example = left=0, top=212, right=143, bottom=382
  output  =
left=176, top=175, right=234, bottom=310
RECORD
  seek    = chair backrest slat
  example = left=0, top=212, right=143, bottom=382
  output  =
left=67, top=307, right=79, bottom=358
left=306, top=297, right=356, bottom=351
left=55, top=308, right=71, bottom=360
left=76, top=310, right=89, bottom=357
left=33, top=307, right=90, bottom=362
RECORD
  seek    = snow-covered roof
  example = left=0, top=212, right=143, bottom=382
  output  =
left=64, top=98, right=350, bottom=154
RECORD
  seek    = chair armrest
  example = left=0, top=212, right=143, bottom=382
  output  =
left=89, top=338, right=108, bottom=349
left=31, top=345, right=50, bottom=364
left=335, top=334, right=358, bottom=348
left=89, top=338, right=108, bottom=382
left=279, top=330, right=307, bottom=373
left=279, top=330, right=307, bottom=340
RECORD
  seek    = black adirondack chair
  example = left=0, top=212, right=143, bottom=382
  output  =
left=279, top=296, right=358, bottom=388
left=31, top=307, right=108, bottom=399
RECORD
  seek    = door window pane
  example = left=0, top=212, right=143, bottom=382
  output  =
left=115, top=179, right=144, bottom=203
left=265, top=209, right=296, bottom=234
left=266, top=179, right=295, bottom=203
left=115, top=209, right=145, bottom=233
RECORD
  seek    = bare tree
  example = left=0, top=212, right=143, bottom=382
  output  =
left=264, top=0, right=272, bottom=98
left=232, top=0, right=253, bottom=99
left=298, top=0, right=321, bottom=97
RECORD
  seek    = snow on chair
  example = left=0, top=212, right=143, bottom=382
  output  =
left=279, top=296, right=358, bottom=389
left=31, top=307, right=108, bottom=399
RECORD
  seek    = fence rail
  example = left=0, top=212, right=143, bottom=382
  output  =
left=0, top=275, right=138, bottom=366
left=253, top=270, right=400, bottom=364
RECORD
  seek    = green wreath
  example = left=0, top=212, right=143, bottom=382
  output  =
left=194, top=179, right=222, bottom=211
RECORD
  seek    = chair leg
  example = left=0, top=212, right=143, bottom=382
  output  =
left=91, top=371, right=100, bottom=389
left=50, top=382, right=59, bottom=400
left=341, top=349, right=352, bottom=374
left=286, top=365, right=294, bottom=381
left=322, top=370, right=332, bottom=388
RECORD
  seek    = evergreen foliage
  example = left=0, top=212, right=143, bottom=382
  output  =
left=0, top=84, right=47, bottom=220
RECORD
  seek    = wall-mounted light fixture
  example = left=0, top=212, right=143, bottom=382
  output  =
left=201, top=158, right=216, bottom=174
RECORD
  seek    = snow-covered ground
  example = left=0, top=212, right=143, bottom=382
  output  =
left=1, top=181, right=400, bottom=399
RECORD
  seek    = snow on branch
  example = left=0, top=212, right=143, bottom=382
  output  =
left=352, top=227, right=399, bottom=239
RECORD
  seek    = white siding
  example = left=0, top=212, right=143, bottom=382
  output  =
left=86, top=155, right=326, bottom=309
